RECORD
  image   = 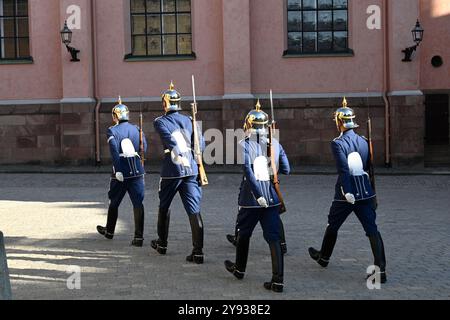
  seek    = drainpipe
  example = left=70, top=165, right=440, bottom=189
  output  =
left=91, top=0, right=101, bottom=165
left=382, top=0, right=391, bottom=167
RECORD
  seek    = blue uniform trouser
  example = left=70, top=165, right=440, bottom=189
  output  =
left=108, top=176, right=145, bottom=209
left=328, top=199, right=378, bottom=236
left=236, top=206, right=281, bottom=243
left=159, top=175, right=202, bottom=215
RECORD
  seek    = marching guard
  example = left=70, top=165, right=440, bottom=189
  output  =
left=151, top=82, right=206, bottom=264
left=226, top=213, right=288, bottom=254
left=308, top=98, right=387, bottom=283
left=97, top=97, right=148, bottom=247
left=224, top=100, right=290, bottom=293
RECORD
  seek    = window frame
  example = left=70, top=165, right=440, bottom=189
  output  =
left=284, top=0, right=353, bottom=57
left=0, top=0, right=32, bottom=61
left=127, top=0, right=195, bottom=59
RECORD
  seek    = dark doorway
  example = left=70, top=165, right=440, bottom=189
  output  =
left=425, top=94, right=450, bottom=167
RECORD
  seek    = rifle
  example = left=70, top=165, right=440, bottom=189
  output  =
left=268, top=90, right=286, bottom=214
left=191, top=75, right=209, bottom=186
left=366, top=89, right=377, bottom=208
left=139, top=106, right=145, bottom=167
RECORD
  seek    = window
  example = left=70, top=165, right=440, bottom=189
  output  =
left=129, top=0, right=193, bottom=57
left=286, top=0, right=349, bottom=54
left=0, top=0, right=30, bottom=60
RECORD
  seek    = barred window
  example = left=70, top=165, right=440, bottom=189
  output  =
left=286, top=0, right=349, bottom=54
left=130, top=0, right=192, bottom=57
left=0, top=0, right=30, bottom=59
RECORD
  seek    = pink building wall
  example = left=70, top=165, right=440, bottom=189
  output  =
left=95, top=0, right=224, bottom=99
left=0, top=0, right=448, bottom=101
left=420, top=0, right=450, bottom=91
left=0, top=0, right=61, bottom=100
left=250, top=0, right=386, bottom=94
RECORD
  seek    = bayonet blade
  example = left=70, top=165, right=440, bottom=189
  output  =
left=192, top=75, right=197, bottom=105
left=270, top=89, right=275, bottom=123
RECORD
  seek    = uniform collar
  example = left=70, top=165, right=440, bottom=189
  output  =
left=342, top=129, right=355, bottom=136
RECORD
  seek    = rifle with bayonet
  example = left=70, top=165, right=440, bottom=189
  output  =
left=191, top=75, right=209, bottom=186
left=139, top=105, right=145, bottom=167
left=366, top=89, right=377, bottom=208
left=268, top=90, right=286, bottom=214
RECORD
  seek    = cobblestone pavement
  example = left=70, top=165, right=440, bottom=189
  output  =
left=0, top=173, right=449, bottom=300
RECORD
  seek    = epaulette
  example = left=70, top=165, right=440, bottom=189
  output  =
left=154, top=116, right=163, bottom=122
left=361, top=136, right=368, bottom=141
left=333, top=133, right=343, bottom=142
left=239, top=137, right=248, bottom=145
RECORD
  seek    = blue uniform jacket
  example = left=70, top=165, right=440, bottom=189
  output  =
left=107, top=121, right=147, bottom=179
left=154, top=111, right=205, bottom=179
left=238, top=135, right=290, bottom=208
left=332, top=129, right=376, bottom=202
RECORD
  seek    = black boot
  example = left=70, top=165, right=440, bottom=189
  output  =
left=97, top=207, right=118, bottom=239
left=225, top=235, right=250, bottom=280
left=264, top=241, right=284, bottom=293
left=96, top=226, right=113, bottom=239
left=308, top=226, right=337, bottom=268
left=368, top=232, right=387, bottom=283
left=186, top=213, right=204, bottom=264
left=151, top=208, right=170, bottom=255
left=279, top=219, right=287, bottom=255
left=226, top=234, right=237, bottom=246
left=226, top=222, right=238, bottom=247
left=131, top=206, right=145, bottom=247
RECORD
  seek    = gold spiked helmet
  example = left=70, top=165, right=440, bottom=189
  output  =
left=334, top=97, right=359, bottom=129
left=162, top=81, right=182, bottom=112
left=112, top=96, right=130, bottom=122
left=244, top=99, right=270, bottom=134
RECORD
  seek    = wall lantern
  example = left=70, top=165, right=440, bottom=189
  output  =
left=60, top=21, right=80, bottom=62
left=402, top=20, right=424, bottom=62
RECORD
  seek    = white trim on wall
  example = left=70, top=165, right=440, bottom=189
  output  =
left=0, top=90, right=424, bottom=105
left=388, top=90, right=424, bottom=97
left=0, top=99, right=60, bottom=105
left=60, top=98, right=97, bottom=103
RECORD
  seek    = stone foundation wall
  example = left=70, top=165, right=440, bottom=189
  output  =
left=0, top=96, right=424, bottom=167
left=390, top=95, right=426, bottom=167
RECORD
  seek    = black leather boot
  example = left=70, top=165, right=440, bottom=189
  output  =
left=279, top=219, right=287, bottom=255
left=264, top=241, right=284, bottom=293
left=368, top=232, right=387, bottom=283
left=186, top=213, right=204, bottom=264
left=225, top=235, right=250, bottom=280
left=151, top=208, right=170, bottom=255
left=131, top=206, right=145, bottom=247
left=97, top=207, right=118, bottom=239
left=226, top=223, right=238, bottom=247
left=226, top=234, right=237, bottom=246
left=308, top=226, right=337, bottom=268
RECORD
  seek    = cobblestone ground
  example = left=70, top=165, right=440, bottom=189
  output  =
left=0, top=173, right=449, bottom=300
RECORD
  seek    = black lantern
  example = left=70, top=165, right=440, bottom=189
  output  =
left=402, top=20, right=424, bottom=62
left=412, top=20, right=424, bottom=45
left=60, top=20, right=80, bottom=62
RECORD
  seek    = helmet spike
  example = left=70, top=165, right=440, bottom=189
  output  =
left=169, top=81, right=174, bottom=91
left=118, top=95, right=122, bottom=105
left=255, top=99, right=261, bottom=111
left=342, top=97, right=348, bottom=108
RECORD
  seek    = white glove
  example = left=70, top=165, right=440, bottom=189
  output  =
left=257, top=197, right=269, bottom=208
left=115, top=172, right=124, bottom=182
left=345, top=193, right=355, bottom=204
